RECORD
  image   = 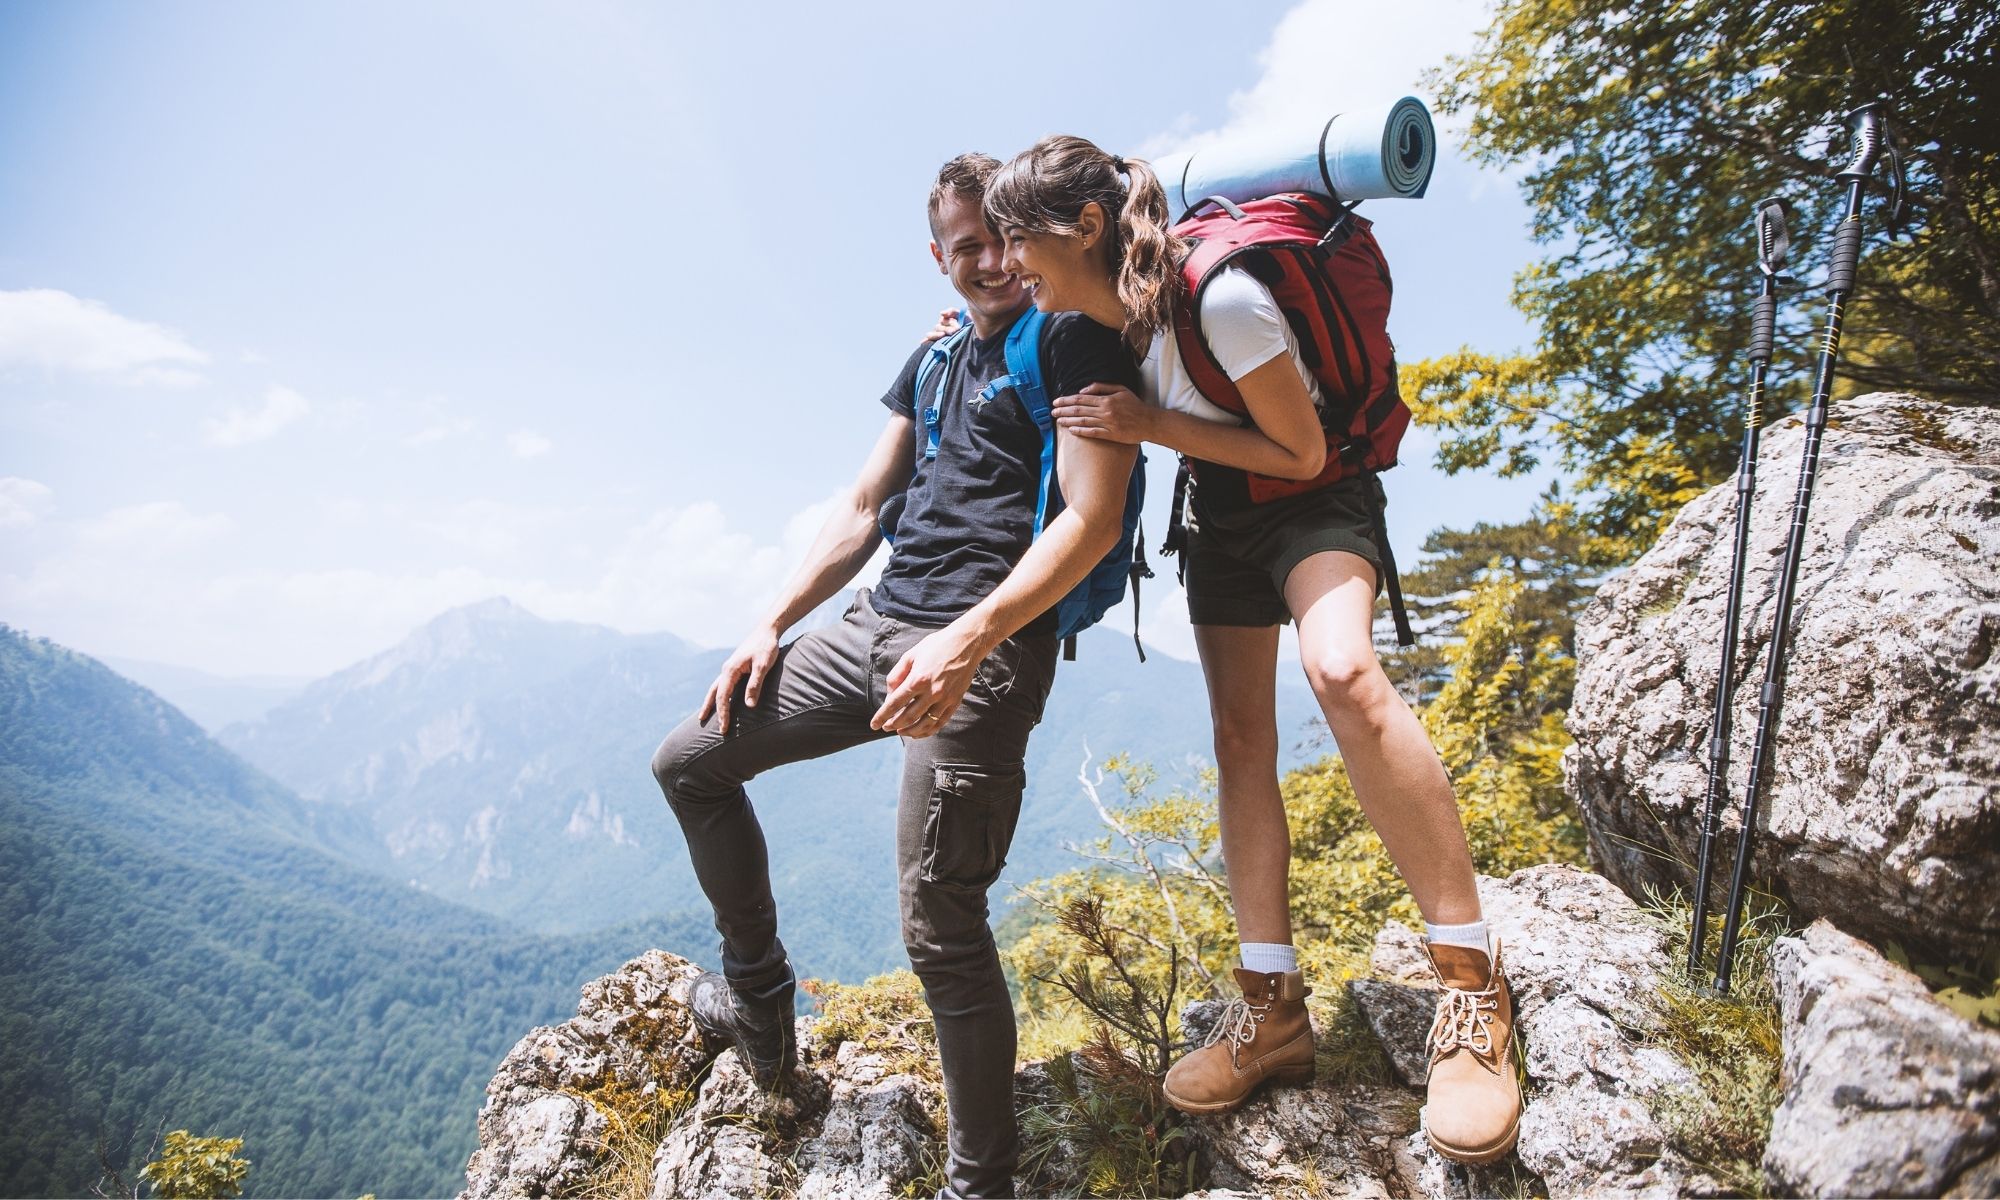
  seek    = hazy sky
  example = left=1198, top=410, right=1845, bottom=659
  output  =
left=0, top=0, right=1550, bottom=677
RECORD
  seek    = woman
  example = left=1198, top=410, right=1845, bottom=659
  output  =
left=983, top=135, right=1520, bottom=1165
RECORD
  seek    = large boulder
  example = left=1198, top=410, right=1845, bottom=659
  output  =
left=1566, top=394, right=2000, bottom=961
left=1763, top=920, right=2000, bottom=1197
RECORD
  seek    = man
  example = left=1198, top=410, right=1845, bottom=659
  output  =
left=649, top=152, right=1140, bottom=1199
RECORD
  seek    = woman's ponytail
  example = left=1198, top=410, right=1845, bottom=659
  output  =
left=1112, top=157, right=1179, bottom=347
left=986, top=136, right=1185, bottom=349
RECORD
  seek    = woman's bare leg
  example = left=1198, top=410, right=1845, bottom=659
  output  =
left=1192, top=623, right=1291, bottom=945
left=1283, top=550, right=1481, bottom=925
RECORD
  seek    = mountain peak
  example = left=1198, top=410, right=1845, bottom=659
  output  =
left=375, top=598, right=548, bottom=678
left=434, top=596, right=537, bottom=626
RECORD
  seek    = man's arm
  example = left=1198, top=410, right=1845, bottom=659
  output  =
left=699, top=413, right=913, bottom=730
left=870, top=429, right=1138, bottom=734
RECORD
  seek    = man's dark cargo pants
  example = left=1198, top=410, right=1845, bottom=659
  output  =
left=651, top=590, right=1057, bottom=1200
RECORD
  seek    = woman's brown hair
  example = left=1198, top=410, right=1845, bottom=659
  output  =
left=984, top=135, right=1184, bottom=349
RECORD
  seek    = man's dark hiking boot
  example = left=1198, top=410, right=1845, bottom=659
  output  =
left=689, top=970, right=796, bottom=1093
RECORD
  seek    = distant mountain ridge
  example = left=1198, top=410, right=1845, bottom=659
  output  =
left=219, top=596, right=1328, bottom=981
left=0, top=624, right=711, bottom=1197
left=97, top=655, right=306, bottom=731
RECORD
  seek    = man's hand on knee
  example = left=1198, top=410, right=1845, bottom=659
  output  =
left=700, top=623, right=780, bottom=732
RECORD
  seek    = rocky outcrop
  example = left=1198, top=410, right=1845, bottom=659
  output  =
left=465, top=867, right=1751, bottom=1200
left=1566, top=394, right=2000, bottom=961
left=461, top=950, right=945, bottom=1200
left=463, top=950, right=708, bottom=1199
left=1763, top=919, right=2000, bottom=1197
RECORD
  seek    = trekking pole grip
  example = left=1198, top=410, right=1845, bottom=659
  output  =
left=1826, top=221, right=1864, bottom=294
left=1824, top=106, right=1886, bottom=296
left=1750, top=198, right=1791, bottom=362
left=1837, top=103, right=1885, bottom=184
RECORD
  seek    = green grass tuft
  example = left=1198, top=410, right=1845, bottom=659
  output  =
left=568, top=1074, right=698, bottom=1200
left=1640, top=888, right=1788, bottom=1198
left=801, top=970, right=942, bottom=1086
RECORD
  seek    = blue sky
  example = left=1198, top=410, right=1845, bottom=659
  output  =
left=0, top=0, right=1549, bottom=677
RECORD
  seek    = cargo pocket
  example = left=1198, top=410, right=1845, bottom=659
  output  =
left=920, top=762, right=1025, bottom=893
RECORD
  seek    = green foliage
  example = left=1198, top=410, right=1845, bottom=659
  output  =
left=1882, top=941, right=2000, bottom=1030
left=802, top=970, right=942, bottom=1086
left=1421, top=572, right=1588, bottom=873
left=1007, top=759, right=1238, bottom=1014
left=1400, top=514, right=1597, bottom=633
left=1281, top=757, right=1419, bottom=950
left=1645, top=891, right=1788, bottom=1197
left=1013, top=890, right=1200, bottom=1198
left=139, top=1131, right=250, bottom=1200
left=1019, top=1047, right=1196, bottom=1198
left=1416, top=0, right=1998, bottom=559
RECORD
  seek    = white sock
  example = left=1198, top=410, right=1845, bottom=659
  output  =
left=1239, top=941, right=1298, bottom=974
left=1425, top=919, right=1490, bottom=954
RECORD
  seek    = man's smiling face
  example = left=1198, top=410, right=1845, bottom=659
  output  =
left=930, top=191, right=1028, bottom=330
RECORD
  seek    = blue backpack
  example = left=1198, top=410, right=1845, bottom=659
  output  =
left=890, top=306, right=1151, bottom=660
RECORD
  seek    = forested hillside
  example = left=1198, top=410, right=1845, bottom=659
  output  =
left=0, top=626, right=711, bottom=1198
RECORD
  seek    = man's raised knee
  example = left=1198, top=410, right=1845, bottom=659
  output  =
left=651, top=719, right=705, bottom=799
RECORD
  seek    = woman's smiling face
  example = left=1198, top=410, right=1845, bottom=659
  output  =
left=1000, top=224, right=1104, bottom=314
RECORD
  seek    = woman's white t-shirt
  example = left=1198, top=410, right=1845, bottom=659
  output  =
left=1138, top=265, right=1324, bottom=424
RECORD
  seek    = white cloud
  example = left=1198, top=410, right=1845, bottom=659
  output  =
left=1141, top=0, right=1490, bottom=160
left=406, top=418, right=476, bottom=446
left=76, top=501, right=234, bottom=556
left=414, top=498, right=574, bottom=557
left=0, top=492, right=847, bottom=676
left=0, top=288, right=209, bottom=387
left=204, top=385, right=311, bottom=447
left=0, top=478, right=56, bottom=529
left=531, top=501, right=791, bottom=645
left=507, top=429, right=553, bottom=459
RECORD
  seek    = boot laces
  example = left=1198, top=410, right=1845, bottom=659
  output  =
left=1203, top=993, right=1272, bottom=1065
left=1428, top=980, right=1499, bottom=1060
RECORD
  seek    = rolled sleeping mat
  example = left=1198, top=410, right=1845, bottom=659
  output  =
left=1152, top=96, right=1436, bottom=216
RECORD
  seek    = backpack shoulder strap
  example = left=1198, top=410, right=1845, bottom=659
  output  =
left=979, top=307, right=1055, bottom=533
left=914, top=319, right=973, bottom=461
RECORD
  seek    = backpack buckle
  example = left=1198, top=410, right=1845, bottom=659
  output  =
left=1315, top=210, right=1357, bottom=255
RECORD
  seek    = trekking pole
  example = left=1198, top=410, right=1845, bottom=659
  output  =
left=1712, top=103, right=1897, bottom=994
left=1687, top=197, right=1792, bottom=980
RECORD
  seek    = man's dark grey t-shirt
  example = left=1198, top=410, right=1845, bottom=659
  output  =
left=874, top=310, right=1138, bottom=635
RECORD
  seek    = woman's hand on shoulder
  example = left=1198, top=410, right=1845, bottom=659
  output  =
left=1053, top=382, right=1154, bottom=445
left=921, top=307, right=962, bottom=344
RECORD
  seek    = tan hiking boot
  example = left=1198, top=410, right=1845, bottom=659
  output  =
left=1162, top=967, right=1315, bottom=1115
left=1422, top=939, right=1521, bottom=1164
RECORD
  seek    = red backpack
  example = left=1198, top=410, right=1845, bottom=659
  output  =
left=1169, top=192, right=1409, bottom=502
left=1165, top=191, right=1415, bottom=643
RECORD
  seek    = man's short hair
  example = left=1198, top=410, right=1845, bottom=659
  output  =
left=928, top=153, right=1002, bottom=240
